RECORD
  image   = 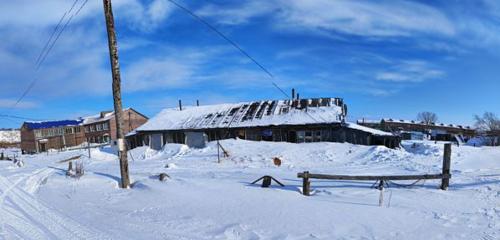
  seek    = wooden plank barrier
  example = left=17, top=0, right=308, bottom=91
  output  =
left=298, top=143, right=453, bottom=196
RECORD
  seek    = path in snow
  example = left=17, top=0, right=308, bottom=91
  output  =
left=0, top=167, right=108, bottom=240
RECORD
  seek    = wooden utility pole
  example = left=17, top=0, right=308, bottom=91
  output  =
left=103, top=0, right=130, bottom=188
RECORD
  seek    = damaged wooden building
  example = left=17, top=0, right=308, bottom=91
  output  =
left=357, top=118, right=475, bottom=142
left=127, top=97, right=400, bottom=149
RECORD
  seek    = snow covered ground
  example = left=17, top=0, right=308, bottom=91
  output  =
left=0, top=130, right=20, bottom=143
left=0, top=140, right=498, bottom=239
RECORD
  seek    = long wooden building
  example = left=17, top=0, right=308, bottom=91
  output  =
left=357, top=118, right=476, bottom=141
left=127, top=98, right=400, bottom=149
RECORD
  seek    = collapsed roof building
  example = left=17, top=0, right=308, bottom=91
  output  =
left=127, top=97, right=400, bottom=149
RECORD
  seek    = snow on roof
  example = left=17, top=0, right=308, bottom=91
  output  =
left=356, top=119, right=381, bottom=124
left=126, top=130, right=137, bottom=137
left=0, top=129, right=20, bottom=143
left=82, top=108, right=134, bottom=125
left=83, top=112, right=115, bottom=125
left=382, top=118, right=472, bottom=129
left=24, top=119, right=83, bottom=130
left=345, top=122, right=393, bottom=136
left=137, top=98, right=345, bottom=131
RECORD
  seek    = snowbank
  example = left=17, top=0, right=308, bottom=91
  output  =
left=1, top=140, right=498, bottom=239
left=0, top=129, right=20, bottom=143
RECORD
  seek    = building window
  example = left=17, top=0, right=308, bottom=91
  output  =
left=65, top=128, right=74, bottom=134
left=297, top=131, right=305, bottom=143
left=314, top=131, right=321, bottom=142
left=75, top=126, right=81, bottom=133
left=103, top=122, right=109, bottom=130
left=90, top=125, right=96, bottom=132
left=305, top=131, right=313, bottom=143
left=96, top=124, right=103, bottom=131
left=34, top=130, right=42, bottom=138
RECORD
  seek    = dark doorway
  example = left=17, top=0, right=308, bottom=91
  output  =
left=39, top=143, right=46, bottom=152
left=288, top=131, right=297, bottom=143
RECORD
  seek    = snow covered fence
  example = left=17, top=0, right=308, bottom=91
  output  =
left=298, top=143, right=453, bottom=196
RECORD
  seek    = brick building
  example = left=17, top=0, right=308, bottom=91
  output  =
left=20, top=108, right=148, bottom=153
left=83, top=108, right=148, bottom=144
left=21, top=120, right=85, bottom=153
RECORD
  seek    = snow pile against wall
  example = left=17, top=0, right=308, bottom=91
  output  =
left=137, top=98, right=344, bottom=131
left=0, top=129, right=21, bottom=143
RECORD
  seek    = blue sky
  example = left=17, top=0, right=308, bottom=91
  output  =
left=1, top=0, right=499, bottom=128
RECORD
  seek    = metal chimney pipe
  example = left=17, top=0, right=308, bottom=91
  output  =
left=291, top=88, right=296, bottom=99
left=196, top=100, right=199, bottom=106
left=179, top=100, right=182, bottom=111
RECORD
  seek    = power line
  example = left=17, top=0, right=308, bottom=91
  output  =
left=11, top=0, right=88, bottom=110
left=168, top=0, right=323, bottom=123
left=36, top=0, right=88, bottom=71
left=272, top=82, right=290, bottom=98
left=34, top=12, right=68, bottom=66
left=0, top=114, right=41, bottom=121
left=34, top=0, right=80, bottom=67
left=167, top=0, right=324, bottom=125
left=167, top=0, right=274, bottom=79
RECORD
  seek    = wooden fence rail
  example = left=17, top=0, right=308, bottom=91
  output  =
left=298, top=143, right=452, bottom=196
left=297, top=173, right=450, bottom=181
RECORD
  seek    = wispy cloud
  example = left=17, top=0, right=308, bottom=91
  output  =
left=0, top=99, right=38, bottom=109
left=123, top=54, right=198, bottom=92
left=277, top=0, right=455, bottom=37
left=0, top=0, right=177, bottom=100
left=196, top=1, right=275, bottom=25
left=196, top=0, right=500, bottom=51
left=197, top=0, right=455, bottom=38
left=117, top=0, right=174, bottom=32
left=376, top=60, right=444, bottom=83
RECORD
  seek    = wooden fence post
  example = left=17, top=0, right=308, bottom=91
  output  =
left=441, top=143, right=451, bottom=190
left=66, top=161, right=73, bottom=176
left=302, top=171, right=310, bottom=196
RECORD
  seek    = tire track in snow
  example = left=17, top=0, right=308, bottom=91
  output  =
left=23, top=168, right=54, bottom=194
left=0, top=169, right=109, bottom=239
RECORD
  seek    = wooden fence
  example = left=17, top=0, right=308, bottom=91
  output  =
left=298, top=143, right=452, bottom=196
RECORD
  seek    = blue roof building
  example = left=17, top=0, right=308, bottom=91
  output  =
left=23, top=119, right=83, bottom=130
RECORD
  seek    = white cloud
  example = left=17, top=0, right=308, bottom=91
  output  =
left=0, top=99, right=38, bottom=109
left=277, top=0, right=455, bottom=37
left=196, top=1, right=275, bottom=25
left=204, top=0, right=500, bottom=49
left=196, top=0, right=456, bottom=38
left=122, top=47, right=232, bottom=92
left=123, top=57, right=195, bottom=92
left=0, top=0, right=173, bottom=31
left=376, top=60, right=444, bottom=83
left=0, top=0, right=178, bottom=100
left=118, top=0, right=174, bottom=32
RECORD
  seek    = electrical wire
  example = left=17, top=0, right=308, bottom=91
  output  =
left=0, top=114, right=41, bottom=121
left=11, top=0, right=88, bottom=110
left=167, top=0, right=323, bottom=124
